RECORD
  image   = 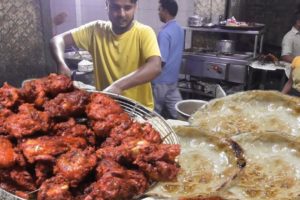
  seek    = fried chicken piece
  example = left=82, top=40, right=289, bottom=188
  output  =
left=86, top=93, right=123, bottom=120
left=98, top=140, right=180, bottom=181
left=90, top=112, right=132, bottom=138
left=85, top=159, right=148, bottom=200
left=35, top=161, right=54, bottom=186
left=37, top=176, right=73, bottom=200
left=102, top=122, right=162, bottom=147
left=10, top=167, right=36, bottom=191
left=0, top=167, right=36, bottom=195
left=54, top=147, right=97, bottom=187
left=0, top=137, right=22, bottom=168
left=4, top=103, right=50, bottom=138
left=53, top=118, right=95, bottom=145
left=0, top=108, right=12, bottom=135
left=21, top=74, right=74, bottom=107
left=21, top=78, right=48, bottom=107
left=0, top=83, right=21, bottom=109
left=43, top=73, right=74, bottom=97
left=0, top=169, right=31, bottom=199
left=20, top=136, right=87, bottom=163
left=44, top=90, right=89, bottom=118
left=133, top=142, right=180, bottom=181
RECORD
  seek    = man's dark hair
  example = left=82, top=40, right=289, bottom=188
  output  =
left=294, top=4, right=300, bottom=24
left=159, top=0, right=178, bottom=17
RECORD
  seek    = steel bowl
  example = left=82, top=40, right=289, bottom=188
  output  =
left=175, top=99, right=207, bottom=121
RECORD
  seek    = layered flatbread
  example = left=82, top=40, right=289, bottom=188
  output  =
left=190, top=90, right=300, bottom=138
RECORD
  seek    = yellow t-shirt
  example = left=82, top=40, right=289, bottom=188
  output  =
left=71, top=20, right=161, bottom=109
left=292, top=56, right=300, bottom=91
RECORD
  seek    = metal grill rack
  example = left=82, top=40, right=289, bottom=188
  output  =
left=0, top=91, right=180, bottom=200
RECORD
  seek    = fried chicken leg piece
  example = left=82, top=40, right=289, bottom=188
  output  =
left=4, top=103, right=50, bottom=138
left=85, top=158, right=148, bottom=200
left=44, top=90, right=89, bottom=118
left=0, top=108, right=12, bottom=135
left=0, top=137, right=25, bottom=168
left=86, top=93, right=124, bottom=120
left=20, top=136, right=87, bottom=163
left=0, top=83, right=21, bottom=109
left=37, top=176, right=73, bottom=200
left=53, top=118, right=95, bottom=145
left=54, top=147, right=97, bottom=187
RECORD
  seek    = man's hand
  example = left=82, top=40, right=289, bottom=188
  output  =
left=103, top=84, right=123, bottom=95
left=58, top=65, right=72, bottom=77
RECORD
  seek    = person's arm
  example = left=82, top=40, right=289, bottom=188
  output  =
left=281, top=55, right=294, bottom=63
left=103, top=56, right=161, bottom=94
left=282, top=70, right=293, bottom=94
left=50, top=32, right=77, bottom=77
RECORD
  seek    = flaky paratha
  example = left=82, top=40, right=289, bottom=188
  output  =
left=146, top=126, right=245, bottom=199
left=189, top=90, right=300, bottom=138
left=220, top=132, right=300, bottom=200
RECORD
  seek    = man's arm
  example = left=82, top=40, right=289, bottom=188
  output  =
left=50, top=32, right=77, bottom=77
left=282, top=70, right=293, bottom=94
left=281, top=55, right=294, bottom=63
left=103, top=56, right=161, bottom=94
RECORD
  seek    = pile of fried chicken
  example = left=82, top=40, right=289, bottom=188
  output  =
left=0, top=74, right=180, bottom=200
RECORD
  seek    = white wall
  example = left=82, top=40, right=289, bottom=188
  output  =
left=50, top=0, right=194, bottom=35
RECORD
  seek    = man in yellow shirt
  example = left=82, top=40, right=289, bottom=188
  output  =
left=50, top=0, right=161, bottom=109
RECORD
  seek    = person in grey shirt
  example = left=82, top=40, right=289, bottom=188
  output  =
left=282, top=9, right=300, bottom=94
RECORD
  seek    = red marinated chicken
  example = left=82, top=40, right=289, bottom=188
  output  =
left=0, top=108, right=12, bottom=135
left=98, top=139, right=180, bottom=181
left=35, top=161, right=54, bottom=186
left=20, top=136, right=87, bottom=163
left=37, top=176, right=73, bottom=200
left=42, top=73, right=74, bottom=97
left=85, top=158, right=148, bottom=200
left=0, top=83, right=21, bottom=109
left=4, top=103, right=50, bottom=138
left=0, top=138, right=25, bottom=168
left=90, top=112, right=132, bottom=138
left=86, top=93, right=124, bottom=120
left=44, top=90, right=89, bottom=118
left=20, top=74, right=74, bottom=107
left=54, top=147, right=97, bottom=187
left=53, top=118, right=95, bottom=145
left=21, top=79, right=48, bottom=107
left=102, top=122, right=162, bottom=147
left=0, top=74, right=181, bottom=199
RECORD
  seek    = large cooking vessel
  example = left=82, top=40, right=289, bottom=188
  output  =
left=216, top=40, right=235, bottom=55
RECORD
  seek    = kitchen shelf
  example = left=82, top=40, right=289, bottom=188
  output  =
left=183, top=26, right=265, bottom=58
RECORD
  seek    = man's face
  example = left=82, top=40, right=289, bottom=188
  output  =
left=106, top=0, right=137, bottom=33
left=158, top=5, right=165, bottom=23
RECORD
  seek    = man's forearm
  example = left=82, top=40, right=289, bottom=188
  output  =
left=50, top=32, right=76, bottom=76
left=111, top=56, right=161, bottom=91
left=50, top=35, right=67, bottom=68
left=281, top=55, right=294, bottom=63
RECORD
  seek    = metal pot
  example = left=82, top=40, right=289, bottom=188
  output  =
left=188, top=15, right=204, bottom=27
left=216, top=40, right=235, bottom=55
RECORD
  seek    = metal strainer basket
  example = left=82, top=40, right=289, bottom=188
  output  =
left=0, top=91, right=180, bottom=200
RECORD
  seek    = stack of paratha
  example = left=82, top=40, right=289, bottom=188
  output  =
left=147, top=90, right=300, bottom=200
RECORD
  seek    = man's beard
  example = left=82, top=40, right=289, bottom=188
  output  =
left=113, top=17, right=134, bottom=34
